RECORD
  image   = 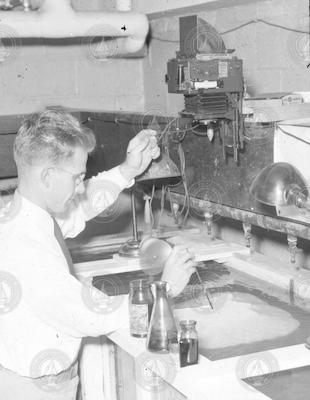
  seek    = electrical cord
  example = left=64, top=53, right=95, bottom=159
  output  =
left=177, top=143, right=190, bottom=226
left=221, top=19, right=309, bottom=35
left=156, top=185, right=167, bottom=230
left=115, top=118, right=169, bottom=126
left=151, top=37, right=180, bottom=42
left=276, top=124, right=310, bottom=146
left=150, top=184, right=155, bottom=229
left=151, top=18, right=309, bottom=42
left=87, top=115, right=200, bottom=143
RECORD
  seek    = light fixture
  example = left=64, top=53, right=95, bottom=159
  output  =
left=136, top=149, right=181, bottom=185
left=249, top=162, right=309, bottom=210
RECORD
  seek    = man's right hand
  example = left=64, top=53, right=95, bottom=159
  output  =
left=119, top=129, right=160, bottom=181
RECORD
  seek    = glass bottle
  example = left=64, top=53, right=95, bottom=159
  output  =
left=179, top=320, right=199, bottom=367
left=146, top=281, right=178, bottom=353
left=129, top=279, right=154, bottom=338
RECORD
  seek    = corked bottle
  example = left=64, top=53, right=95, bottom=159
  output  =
left=129, top=279, right=154, bottom=338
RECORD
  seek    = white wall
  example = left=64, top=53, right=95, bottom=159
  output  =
left=0, top=0, right=144, bottom=116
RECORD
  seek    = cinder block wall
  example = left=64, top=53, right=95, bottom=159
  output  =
left=0, top=0, right=308, bottom=116
left=143, top=0, right=310, bottom=115
left=0, top=0, right=144, bottom=115
left=0, top=48, right=144, bottom=115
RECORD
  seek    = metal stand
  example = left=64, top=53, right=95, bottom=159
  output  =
left=118, top=189, right=140, bottom=258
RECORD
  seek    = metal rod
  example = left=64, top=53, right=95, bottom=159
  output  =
left=131, top=190, right=138, bottom=242
left=195, top=267, right=214, bottom=310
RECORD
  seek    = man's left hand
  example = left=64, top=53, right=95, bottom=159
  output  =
left=119, top=129, right=160, bottom=181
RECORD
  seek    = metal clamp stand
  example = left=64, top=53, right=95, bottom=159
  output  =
left=118, top=189, right=140, bottom=258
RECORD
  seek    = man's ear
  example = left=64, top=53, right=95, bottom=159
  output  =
left=41, top=167, right=53, bottom=188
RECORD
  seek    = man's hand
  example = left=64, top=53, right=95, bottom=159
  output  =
left=119, top=129, right=160, bottom=181
left=161, top=245, right=196, bottom=297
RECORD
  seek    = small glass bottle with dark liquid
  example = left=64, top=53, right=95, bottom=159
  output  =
left=129, top=279, right=154, bottom=338
left=179, top=320, right=199, bottom=367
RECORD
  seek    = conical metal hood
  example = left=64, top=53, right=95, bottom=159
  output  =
left=249, top=162, right=308, bottom=206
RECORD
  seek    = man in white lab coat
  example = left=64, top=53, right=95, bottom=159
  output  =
left=0, top=107, right=195, bottom=400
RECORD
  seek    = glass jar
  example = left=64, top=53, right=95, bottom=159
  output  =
left=129, top=279, right=154, bottom=338
left=179, top=320, right=199, bottom=367
left=146, top=280, right=178, bottom=353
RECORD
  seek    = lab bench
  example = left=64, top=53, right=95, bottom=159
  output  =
left=72, top=228, right=310, bottom=400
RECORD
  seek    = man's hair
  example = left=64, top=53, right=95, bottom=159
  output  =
left=14, top=107, right=96, bottom=167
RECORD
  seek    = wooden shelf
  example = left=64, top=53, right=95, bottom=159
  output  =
left=132, top=0, right=267, bottom=20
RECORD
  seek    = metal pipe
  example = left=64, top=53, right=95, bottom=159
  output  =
left=131, top=190, right=138, bottom=242
left=170, top=192, right=310, bottom=241
left=0, top=0, right=148, bottom=54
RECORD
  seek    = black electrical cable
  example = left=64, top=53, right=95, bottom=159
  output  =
left=115, top=118, right=169, bottom=126
left=277, top=125, right=310, bottom=146
left=151, top=18, right=309, bottom=42
left=221, top=19, right=309, bottom=35
left=151, top=36, right=179, bottom=42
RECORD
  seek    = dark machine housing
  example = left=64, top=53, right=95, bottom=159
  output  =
left=166, top=15, right=244, bottom=162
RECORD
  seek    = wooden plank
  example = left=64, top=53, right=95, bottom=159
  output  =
left=220, top=253, right=294, bottom=292
left=68, top=227, right=200, bottom=251
left=137, top=0, right=266, bottom=19
left=73, top=233, right=249, bottom=277
left=166, top=231, right=250, bottom=261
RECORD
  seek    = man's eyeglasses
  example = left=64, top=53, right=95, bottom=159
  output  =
left=55, top=167, right=86, bottom=187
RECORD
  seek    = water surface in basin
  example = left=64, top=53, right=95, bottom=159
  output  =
left=93, top=261, right=310, bottom=361
left=167, top=262, right=310, bottom=361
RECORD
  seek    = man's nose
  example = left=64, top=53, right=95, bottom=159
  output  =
left=76, top=181, right=85, bottom=195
